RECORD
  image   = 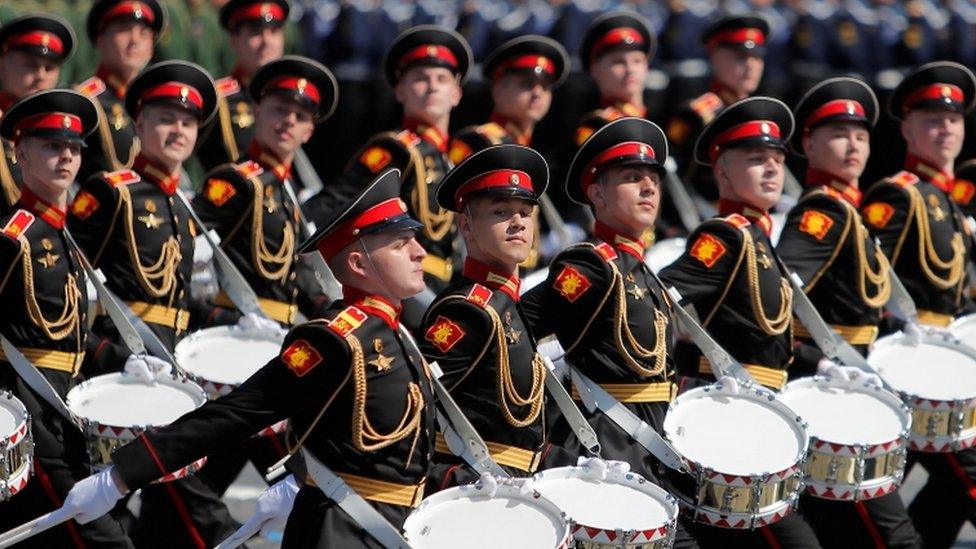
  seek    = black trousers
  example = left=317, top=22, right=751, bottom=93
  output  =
left=907, top=448, right=976, bottom=548
left=281, top=487, right=412, bottom=549
left=802, top=491, right=921, bottom=548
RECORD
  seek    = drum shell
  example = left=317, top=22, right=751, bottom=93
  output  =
left=0, top=391, right=32, bottom=501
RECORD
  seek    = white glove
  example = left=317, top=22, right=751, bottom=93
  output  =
left=192, top=234, right=214, bottom=267
left=124, top=354, right=170, bottom=384
left=718, top=375, right=739, bottom=395
left=903, top=322, right=925, bottom=347
left=240, top=474, right=299, bottom=538
left=577, top=456, right=609, bottom=480
left=59, top=466, right=126, bottom=524
left=237, top=312, right=284, bottom=336
left=817, top=359, right=882, bottom=387
left=477, top=471, right=499, bottom=498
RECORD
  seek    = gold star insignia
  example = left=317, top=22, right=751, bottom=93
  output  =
left=38, top=251, right=59, bottom=269
left=503, top=311, right=522, bottom=345
left=756, top=242, right=772, bottom=270
left=137, top=212, right=163, bottom=230
left=628, top=284, right=646, bottom=300
left=368, top=339, right=394, bottom=371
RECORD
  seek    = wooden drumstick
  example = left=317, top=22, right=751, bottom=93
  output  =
left=0, top=509, right=76, bottom=548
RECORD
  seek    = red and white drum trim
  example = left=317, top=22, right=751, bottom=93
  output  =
left=0, top=391, right=32, bottom=501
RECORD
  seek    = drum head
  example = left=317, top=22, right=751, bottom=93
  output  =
left=175, top=326, right=283, bottom=386
left=404, top=484, right=568, bottom=548
left=533, top=466, right=675, bottom=532
left=0, top=393, right=25, bottom=436
left=868, top=335, right=976, bottom=400
left=780, top=379, right=908, bottom=445
left=664, top=386, right=806, bottom=476
left=951, top=314, right=976, bottom=344
left=67, top=373, right=206, bottom=427
left=645, top=238, right=686, bottom=273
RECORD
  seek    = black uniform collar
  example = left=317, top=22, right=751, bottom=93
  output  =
left=905, top=154, right=953, bottom=193
left=342, top=286, right=400, bottom=329
left=132, top=153, right=179, bottom=195
left=719, top=198, right=773, bottom=236
left=19, top=185, right=67, bottom=229
left=96, top=64, right=128, bottom=99
left=593, top=220, right=646, bottom=261
left=805, top=168, right=862, bottom=207
left=403, top=116, right=448, bottom=153
left=462, top=257, right=520, bottom=301
left=248, top=140, right=291, bottom=181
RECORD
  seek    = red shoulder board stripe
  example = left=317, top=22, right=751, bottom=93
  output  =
left=889, top=171, right=919, bottom=188
left=234, top=160, right=264, bottom=179
left=104, top=169, right=140, bottom=187
left=465, top=284, right=493, bottom=308
left=215, top=76, right=240, bottom=98
left=327, top=306, right=368, bottom=338
left=281, top=339, right=323, bottom=377
left=723, top=213, right=751, bottom=228
left=76, top=76, right=105, bottom=97
left=593, top=242, right=617, bottom=261
left=2, top=210, right=34, bottom=238
left=395, top=130, right=421, bottom=148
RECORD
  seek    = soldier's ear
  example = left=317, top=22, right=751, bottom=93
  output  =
left=585, top=181, right=604, bottom=208
left=346, top=249, right=369, bottom=278
left=801, top=132, right=814, bottom=158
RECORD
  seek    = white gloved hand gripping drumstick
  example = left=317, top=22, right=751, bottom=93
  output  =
left=214, top=474, right=300, bottom=549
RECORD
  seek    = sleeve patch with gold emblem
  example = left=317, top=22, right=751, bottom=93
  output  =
left=863, top=202, right=895, bottom=229
left=204, top=178, right=238, bottom=207
left=448, top=140, right=473, bottom=165
left=425, top=315, right=466, bottom=353
left=952, top=180, right=976, bottom=205
left=689, top=233, right=727, bottom=268
left=71, top=191, right=100, bottom=220
left=360, top=146, right=393, bottom=173
left=553, top=265, right=592, bottom=302
left=799, top=210, right=834, bottom=240
left=666, top=118, right=691, bottom=144
left=2, top=210, right=34, bottom=238
left=281, top=339, right=323, bottom=377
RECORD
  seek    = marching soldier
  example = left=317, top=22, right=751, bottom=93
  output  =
left=76, top=0, right=166, bottom=183
left=777, top=77, right=922, bottom=548
left=58, top=168, right=436, bottom=548
left=306, top=25, right=473, bottom=329
left=195, top=0, right=289, bottom=174
left=658, top=98, right=821, bottom=547
left=0, top=90, right=134, bottom=547
left=194, top=55, right=337, bottom=327
left=0, top=14, right=76, bottom=214
left=520, top=117, right=698, bottom=548
left=420, top=144, right=550, bottom=489
left=860, top=61, right=976, bottom=548
left=448, top=35, right=569, bottom=270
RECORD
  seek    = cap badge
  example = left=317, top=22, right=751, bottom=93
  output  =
left=760, top=122, right=770, bottom=134
left=509, top=173, right=519, bottom=186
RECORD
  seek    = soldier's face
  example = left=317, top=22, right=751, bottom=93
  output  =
left=459, top=196, right=536, bottom=269
left=16, top=136, right=82, bottom=195
left=491, top=73, right=552, bottom=125
left=587, top=164, right=661, bottom=234
left=0, top=52, right=61, bottom=99
left=253, top=94, right=315, bottom=157
left=710, top=48, right=764, bottom=96
left=803, top=122, right=870, bottom=182
left=714, top=146, right=784, bottom=210
left=135, top=105, right=199, bottom=169
left=351, top=230, right=428, bottom=300
left=96, top=20, right=154, bottom=76
left=230, top=23, right=285, bottom=76
left=589, top=50, right=648, bottom=102
left=395, top=67, right=462, bottom=122
left=901, top=110, right=965, bottom=167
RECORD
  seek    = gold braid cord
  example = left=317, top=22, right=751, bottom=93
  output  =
left=848, top=202, right=892, bottom=308
left=19, top=238, right=81, bottom=340
left=907, top=187, right=965, bottom=290
left=404, top=142, right=453, bottom=241
left=0, top=144, right=20, bottom=207
left=741, top=229, right=793, bottom=335
left=608, top=263, right=669, bottom=377
left=348, top=334, right=425, bottom=466
left=118, top=187, right=181, bottom=299
left=249, top=177, right=294, bottom=281
left=216, top=97, right=240, bottom=162
left=483, top=306, right=545, bottom=427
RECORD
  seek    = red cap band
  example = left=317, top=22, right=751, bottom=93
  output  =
left=228, top=2, right=286, bottom=27
left=101, top=1, right=155, bottom=29
left=707, top=27, right=766, bottom=50
left=13, top=112, right=82, bottom=140
left=806, top=99, right=866, bottom=129
left=581, top=141, right=657, bottom=193
left=397, top=44, right=458, bottom=72
left=4, top=31, right=64, bottom=55
left=139, top=81, right=204, bottom=110
left=316, top=198, right=409, bottom=260
left=455, top=169, right=532, bottom=208
left=904, top=83, right=964, bottom=113
left=590, top=27, right=644, bottom=60
left=709, top=120, right=780, bottom=163
left=492, top=55, right=555, bottom=80
left=264, top=76, right=321, bottom=105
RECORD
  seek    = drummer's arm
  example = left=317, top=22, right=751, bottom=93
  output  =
left=110, top=321, right=350, bottom=490
left=658, top=221, right=741, bottom=310
left=860, top=184, right=911, bottom=260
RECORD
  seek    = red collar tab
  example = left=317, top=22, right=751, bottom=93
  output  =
left=19, top=186, right=66, bottom=229
left=12, top=112, right=82, bottom=142
left=805, top=168, right=862, bottom=207
left=403, top=117, right=448, bottom=152
left=316, top=197, right=409, bottom=260
left=581, top=141, right=657, bottom=195
left=99, top=1, right=155, bottom=32
left=906, top=154, right=953, bottom=193
left=805, top=99, right=866, bottom=129
left=719, top=198, right=772, bottom=236
left=904, top=83, right=964, bottom=114
left=133, top=154, right=179, bottom=195
left=138, top=81, right=204, bottom=112
left=96, top=65, right=127, bottom=98
left=594, top=221, right=646, bottom=260
left=248, top=140, right=291, bottom=181
left=4, top=30, right=64, bottom=56
left=493, top=54, right=555, bottom=81
left=228, top=2, right=286, bottom=28
left=707, top=27, right=766, bottom=51
left=263, top=75, right=321, bottom=106
left=342, top=286, right=400, bottom=329
left=709, top=119, right=780, bottom=164
left=488, top=113, right=532, bottom=145
left=398, top=44, right=459, bottom=73
left=590, top=27, right=645, bottom=61
left=455, top=169, right=532, bottom=208
left=462, top=257, right=520, bottom=301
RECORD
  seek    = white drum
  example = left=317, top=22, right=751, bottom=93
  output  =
left=663, top=382, right=808, bottom=529
left=951, top=314, right=976, bottom=346
left=645, top=238, right=686, bottom=273
left=0, top=391, right=31, bottom=500
left=868, top=333, right=976, bottom=452
left=67, top=373, right=207, bottom=482
left=533, top=464, right=678, bottom=548
left=779, top=377, right=911, bottom=500
left=175, top=326, right=283, bottom=398
left=403, top=479, right=571, bottom=548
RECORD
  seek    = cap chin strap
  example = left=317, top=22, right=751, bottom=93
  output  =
left=358, top=238, right=398, bottom=304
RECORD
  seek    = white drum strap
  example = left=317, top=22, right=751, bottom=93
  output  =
left=540, top=356, right=601, bottom=457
